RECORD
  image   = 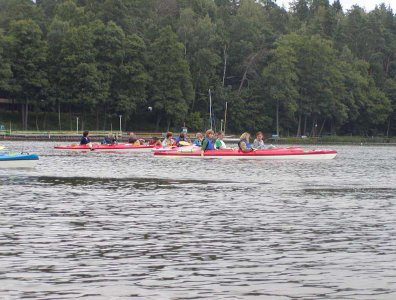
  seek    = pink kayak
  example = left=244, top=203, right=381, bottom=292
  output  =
left=154, top=147, right=337, bottom=160
left=54, top=143, right=154, bottom=151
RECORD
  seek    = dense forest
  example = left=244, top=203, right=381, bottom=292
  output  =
left=0, top=0, right=396, bottom=136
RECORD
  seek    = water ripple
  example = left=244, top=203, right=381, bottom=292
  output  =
left=0, top=142, right=395, bottom=299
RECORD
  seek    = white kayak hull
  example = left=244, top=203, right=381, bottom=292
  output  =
left=156, top=153, right=337, bottom=160
left=154, top=147, right=338, bottom=160
left=0, top=153, right=39, bottom=168
left=0, top=159, right=38, bottom=168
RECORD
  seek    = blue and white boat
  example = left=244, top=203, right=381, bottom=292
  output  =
left=0, top=153, right=39, bottom=168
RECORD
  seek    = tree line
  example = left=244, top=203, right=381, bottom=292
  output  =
left=0, top=0, right=395, bottom=136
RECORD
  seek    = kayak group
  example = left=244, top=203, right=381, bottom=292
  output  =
left=0, top=130, right=338, bottom=169
left=55, top=130, right=337, bottom=160
left=52, top=129, right=337, bottom=159
left=0, top=130, right=338, bottom=168
left=79, top=129, right=274, bottom=155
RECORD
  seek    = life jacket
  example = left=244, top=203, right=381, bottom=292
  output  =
left=238, top=139, right=251, bottom=151
left=202, top=138, right=214, bottom=150
left=193, top=139, right=202, bottom=147
left=176, top=136, right=190, bottom=146
left=102, top=137, right=116, bottom=145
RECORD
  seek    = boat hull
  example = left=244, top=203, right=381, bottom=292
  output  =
left=0, top=153, right=39, bottom=168
left=154, top=147, right=337, bottom=160
left=54, top=143, right=154, bottom=152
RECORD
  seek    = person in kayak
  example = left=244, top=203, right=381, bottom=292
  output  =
left=149, top=137, right=162, bottom=147
left=201, top=129, right=215, bottom=157
left=215, top=131, right=228, bottom=149
left=162, top=132, right=175, bottom=148
left=80, top=131, right=91, bottom=145
left=102, top=133, right=117, bottom=145
left=238, top=132, right=254, bottom=152
left=253, top=131, right=265, bottom=149
left=128, top=132, right=141, bottom=145
left=176, top=132, right=190, bottom=147
left=253, top=131, right=276, bottom=149
left=193, top=132, right=203, bottom=146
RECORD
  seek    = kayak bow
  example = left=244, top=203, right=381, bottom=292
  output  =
left=0, top=153, right=39, bottom=168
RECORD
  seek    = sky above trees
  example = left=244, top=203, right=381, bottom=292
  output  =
left=279, top=0, right=396, bottom=11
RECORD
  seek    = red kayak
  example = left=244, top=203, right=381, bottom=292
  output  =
left=154, top=147, right=337, bottom=160
left=54, top=143, right=154, bottom=151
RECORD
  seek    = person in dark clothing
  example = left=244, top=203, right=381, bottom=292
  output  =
left=175, top=132, right=190, bottom=146
left=102, top=133, right=117, bottom=145
left=80, top=131, right=91, bottom=145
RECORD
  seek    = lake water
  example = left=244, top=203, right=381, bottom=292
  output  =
left=0, top=141, right=395, bottom=299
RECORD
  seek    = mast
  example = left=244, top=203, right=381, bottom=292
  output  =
left=209, top=89, right=213, bottom=130
left=276, top=100, right=279, bottom=137
left=224, top=101, right=228, bottom=135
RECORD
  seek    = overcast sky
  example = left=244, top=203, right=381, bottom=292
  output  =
left=277, top=0, right=396, bottom=12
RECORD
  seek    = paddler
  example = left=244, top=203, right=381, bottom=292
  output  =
left=253, top=131, right=265, bottom=149
left=238, top=132, right=254, bottom=152
left=149, top=137, right=162, bottom=147
left=128, top=132, right=141, bottom=145
left=101, top=133, right=117, bottom=145
left=193, top=132, right=203, bottom=146
left=176, top=132, right=190, bottom=147
left=80, top=131, right=91, bottom=145
left=162, top=132, right=175, bottom=148
left=253, top=131, right=275, bottom=149
left=215, top=131, right=228, bottom=149
left=201, top=129, right=215, bottom=157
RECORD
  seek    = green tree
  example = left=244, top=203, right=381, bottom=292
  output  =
left=290, top=0, right=310, bottom=22
left=92, top=20, right=124, bottom=128
left=110, top=33, right=149, bottom=128
left=4, top=19, right=48, bottom=129
left=55, top=22, right=101, bottom=128
left=0, top=0, right=43, bottom=30
left=262, top=38, right=298, bottom=136
left=47, top=16, right=71, bottom=130
left=341, top=6, right=370, bottom=59
left=384, top=78, right=396, bottom=136
left=177, top=10, right=222, bottom=111
left=149, top=26, right=194, bottom=130
left=228, top=0, right=272, bottom=89
left=0, top=32, right=12, bottom=93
